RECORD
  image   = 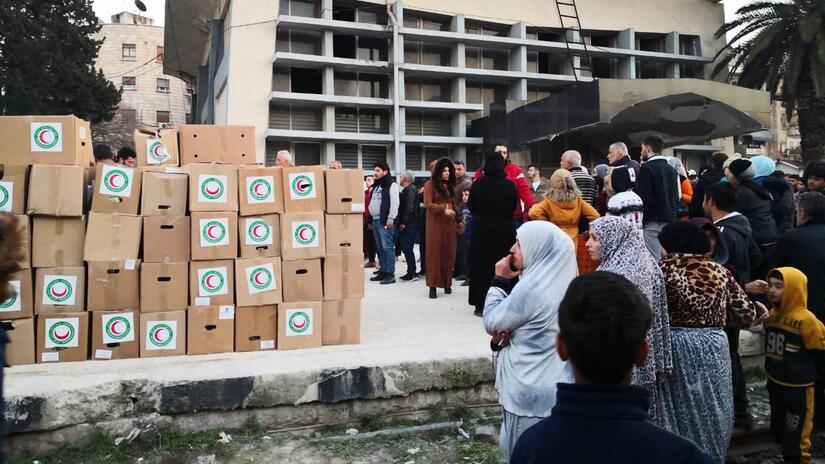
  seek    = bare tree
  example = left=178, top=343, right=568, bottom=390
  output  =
left=92, top=108, right=138, bottom=151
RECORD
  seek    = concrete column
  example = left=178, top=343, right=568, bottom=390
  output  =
left=509, top=22, right=527, bottom=101
left=206, top=19, right=224, bottom=124
left=321, top=0, right=333, bottom=20
left=562, top=29, right=581, bottom=79
left=665, top=32, right=680, bottom=78
left=323, top=105, right=335, bottom=132
left=391, top=0, right=404, bottom=172
left=617, top=28, right=636, bottom=79
left=324, top=142, right=336, bottom=166
left=196, top=65, right=209, bottom=123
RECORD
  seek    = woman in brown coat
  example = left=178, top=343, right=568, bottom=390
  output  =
left=424, top=158, right=458, bottom=299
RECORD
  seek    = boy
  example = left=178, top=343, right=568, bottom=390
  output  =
left=511, top=272, right=712, bottom=464
left=765, top=267, right=825, bottom=464
left=458, top=189, right=472, bottom=289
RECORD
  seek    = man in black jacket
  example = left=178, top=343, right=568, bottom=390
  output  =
left=396, top=171, right=419, bottom=281
left=690, top=152, right=727, bottom=217
left=634, top=136, right=679, bottom=258
left=607, top=142, right=641, bottom=174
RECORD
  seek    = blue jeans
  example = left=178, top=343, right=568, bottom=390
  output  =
left=372, top=219, right=396, bottom=275
left=399, top=225, right=419, bottom=276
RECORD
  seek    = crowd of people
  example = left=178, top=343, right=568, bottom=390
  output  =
left=361, top=139, right=825, bottom=463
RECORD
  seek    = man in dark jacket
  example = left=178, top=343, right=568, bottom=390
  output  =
left=511, top=272, right=713, bottom=464
left=474, top=145, right=536, bottom=226
left=634, top=136, right=680, bottom=258
left=396, top=170, right=419, bottom=281
left=607, top=142, right=641, bottom=174
left=690, top=152, right=727, bottom=217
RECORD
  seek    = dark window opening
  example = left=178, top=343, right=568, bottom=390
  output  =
left=591, top=57, right=618, bottom=78
left=333, top=34, right=357, bottom=59
left=637, top=60, right=666, bottom=79
left=679, top=35, right=701, bottom=56
left=290, top=68, right=322, bottom=94
left=358, top=37, right=388, bottom=61
left=637, top=35, right=665, bottom=53
left=332, top=3, right=355, bottom=21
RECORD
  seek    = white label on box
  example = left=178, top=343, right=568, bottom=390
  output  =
left=0, top=280, right=21, bottom=312
left=199, top=217, right=230, bottom=247
left=245, top=218, right=273, bottom=246
left=41, top=275, right=78, bottom=306
left=145, top=320, right=177, bottom=351
left=198, top=174, right=229, bottom=203
left=291, top=221, right=320, bottom=249
left=197, top=266, right=229, bottom=297
left=350, top=202, right=365, bottom=213
left=195, top=297, right=210, bottom=306
left=101, top=312, right=135, bottom=344
left=145, top=138, right=171, bottom=164
left=124, top=259, right=137, bottom=270
left=219, top=305, right=235, bottom=320
left=246, top=176, right=275, bottom=204
left=165, top=167, right=183, bottom=174
left=288, top=172, right=317, bottom=200
left=0, top=181, right=14, bottom=213
left=31, top=122, right=63, bottom=152
left=285, top=308, right=314, bottom=337
left=245, top=263, right=276, bottom=295
left=95, top=349, right=113, bottom=360
left=41, top=352, right=59, bottom=362
left=260, top=339, right=275, bottom=350
left=98, top=164, right=134, bottom=197
left=44, top=317, right=80, bottom=349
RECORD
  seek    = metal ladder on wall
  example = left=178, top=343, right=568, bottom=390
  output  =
left=554, top=0, right=593, bottom=82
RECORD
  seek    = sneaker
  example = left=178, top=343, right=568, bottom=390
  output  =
left=400, top=273, right=418, bottom=282
left=369, top=273, right=385, bottom=282
left=380, top=276, right=396, bottom=285
left=372, top=269, right=382, bottom=275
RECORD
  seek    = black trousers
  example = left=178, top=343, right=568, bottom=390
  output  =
left=725, top=328, right=749, bottom=417
left=364, top=223, right=376, bottom=262
left=768, top=380, right=814, bottom=464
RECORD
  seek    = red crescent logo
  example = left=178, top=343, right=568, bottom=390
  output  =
left=254, top=271, right=267, bottom=286
left=39, top=131, right=51, bottom=145
left=253, top=183, right=267, bottom=197
left=153, top=328, right=168, bottom=343
left=252, top=224, right=265, bottom=239
left=207, top=225, right=220, bottom=240
left=107, top=173, right=123, bottom=189
left=51, top=285, right=68, bottom=298
left=298, top=228, right=310, bottom=241
left=110, top=320, right=125, bottom=336
left=205, top=274, right=219, bottom=289
left=205, top=183, right=220, bottom=195
left=292, top=317, right=307, bottom=329
left=53, top=325, right=70, bottom=341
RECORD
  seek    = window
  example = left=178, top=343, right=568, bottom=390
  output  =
left=404, top=77, right=450, bottom=102
left=156, top=46, right=164, bottom=62
left=185, top=113, right=193, bottom=124
left=679, top=35, right=701, bottom=56
left=281, top=0, right=320, bottom=17
left=335, top=108, right=389, bottom=133
left=405, top=111, right=451, bottom=136
left=269, top=104, right=323, bottom=131
left=466, top=47, right=509, bottom=70
left=156, top=78, right=170, bottom=92
left=122, top=76, right=136, bottom=90
left=636, top=60, right=667, bottom=79
left=122, top=44, right=136, bottom=60
left=156, top=111, right=171, bottom=124
left=405, top=42, right=450, bottom=66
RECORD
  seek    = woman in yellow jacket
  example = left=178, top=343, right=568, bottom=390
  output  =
left=528, top=169, right=600, bottom=251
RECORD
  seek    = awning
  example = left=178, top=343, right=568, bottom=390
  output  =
left=743, top=130, right=775, bottom=143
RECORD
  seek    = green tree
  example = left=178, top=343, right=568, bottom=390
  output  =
left=713, top=0, right=825, bottom=162
left=0, top=0, right=121, bottom=123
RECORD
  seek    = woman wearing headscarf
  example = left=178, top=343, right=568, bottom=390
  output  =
left=667, top=157, right=692, bottom=220
left=423, top=157, right=459, bottom=299
left=468, top=153, right=518, bottom=316
left=483, top=221, right=577, bottom=462
left=528, top=169, right=600, bottom=252
left=655, top=221, right=765, bottom=463
left=586, top=216, right=672, bottom=424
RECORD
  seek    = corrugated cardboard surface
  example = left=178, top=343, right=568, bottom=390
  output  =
left=282, top=166, right=326, bottom=213
left=187, top=305, right=235, bottom=355
left=179, top=125, right=256, bottom=166
left=189, top=260, right=235, bottom=306
left=0, top=270, right=33, bottom=320
left=32, top=216, right=85, bottom=267
left=134, top=128, right=180, bottom=167
left=191, top=212, right=238, bottom=261
left=239, top=214, right=281, bottom=258
left=34, top=266, right=85, bottom=314
left=140, top=262, right=188, bottom=312
left=0, top=165, right=28, bottom=215
left=0, top=115, right=92, bottom=166
left=87, top=261, right=140, bottom=311
left=143, top=216, right=191, bottom=263
left=238, top=166, right=285, bottom=216
left=36, top=311, right=89, bottom=363
left=140, top=310, right=186, bottom=357
left=185, top=163, right=239, bottom=212
left=322, top=254, right=365, bottom=301
left=325, top=170, right=365, bottom=214
left=235, top=305, right=277, bottom=352
left=84, top=213, right=142, bottom=261
left=16, top=215, right=29, bottom=270
left=91, top=310, right=139, bottom=360
left=27, top=164, right=85, bottom=216
left=324, top=214, right=363, bottom=255
left=221, top=126, right=256, bottom=165
left=282, top=259, right=322, bottom=303
left=277, top=301, right=322, bottom=350
left=141, top=170, right=188, bottom=217
left=322, top=299, right=361, bottom=345
left=280, top=212, right=326, bottom=261
left=235, top=257, right=282, bottom=306
left=2, top=317, right=35, bottom=365
left=91, top=163, right=142, bottom=214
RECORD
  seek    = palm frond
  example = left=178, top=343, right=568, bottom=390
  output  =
left=783, top=40, right=805, bottom=114
left=809, top=47, right=825, bottom=98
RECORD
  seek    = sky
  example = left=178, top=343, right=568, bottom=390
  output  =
left=93, top=0, right=165, bottom=26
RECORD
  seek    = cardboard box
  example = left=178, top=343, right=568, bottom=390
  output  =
left=35, top=267, right=85, bottom=314
left=185, top=163, right=239, bottom=212
left=0, top=165, right=28, bottom=214
left=143, top=216, right=191, bottom=263
left=282, top=166, right=326, bottom=213
left=238, top=166, right=285, bottom=216
left=87, top=260, right=140, bottom=311
left=141, top=170, right=188, bottom=216
left=280, top=212, right=326, bottom=261
left=134, top=128, right=180, bottom=167
left=141, top=262, right=188, bottom=312
left=140, top=310, right=186, bottom=357
left=235, top=258, right=282, bottom=307
left=235, top=305, right=277, bottom=352
left=27, top=164, right=85, bottom=216
left=277, top=301, right=322, bottom=350
left=325, top=170, right=365, bottom=214
left=0, top=115, right=92, bottom=166
left=0, top=270, right=33, bottom=320
left=191, top=212, right=238, bottom=261
left=91, top=164, right=142, bottom=214
left=190, top=260, right=235, bottom=307
left=325, top=214, right=363, bottom=255
left=31, top=216, right=85, bottom=267
left=36, top=312, right=89, bottom=363
left=323, top=254, right=365, bottom=301
left=322, top=299, right=361, bottom=345
left=16, top=215, right=29, bottom=270
left=239, top=214, right=280, bottom=258
left=179, top=125, right=256, bottom=166
left=187, top=305, right=235, bottom=355
left=1, top=317, right=35, bottom=365
left=91, top=310, right=139, bottom=360
left=282, top=259, right=323, bottom=303
left=83, top=213, right=142, bottom=261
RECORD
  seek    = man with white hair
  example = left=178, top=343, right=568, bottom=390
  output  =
left=560, top=150, right=597, bottom=206
left=275, top=150, right=293, bottom=167
left=328, top=160, right=343, bottom=170
left=607, top=142, right=641, bottom=174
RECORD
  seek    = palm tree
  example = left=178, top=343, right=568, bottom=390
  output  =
left=713, top=0, right=825, bottom=162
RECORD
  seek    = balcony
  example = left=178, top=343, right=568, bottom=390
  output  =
left=269, top=91, right=393, bottom=109
left=401, top=100, right=483, bottom=113
left=400, top=62, right=585, bottom=85
left=273, top=51, right=390, bottom=73
left=265, top=128, right=394, bottom=143
left=277, top=15, right=390, bottom=37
